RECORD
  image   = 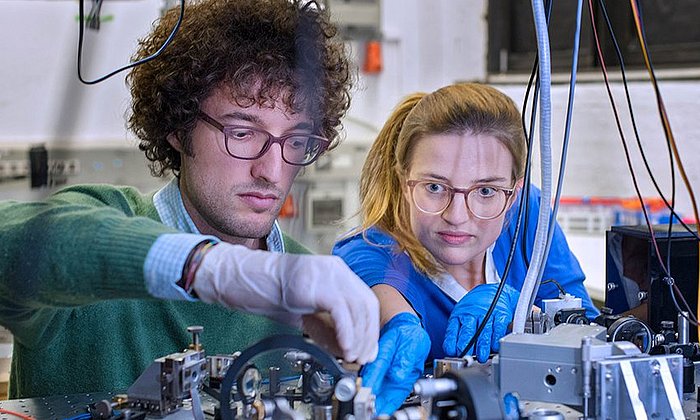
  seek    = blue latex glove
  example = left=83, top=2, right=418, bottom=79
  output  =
left=442, top=283, right=520, bottom=363
left=360, top=312, right=431, bottom=416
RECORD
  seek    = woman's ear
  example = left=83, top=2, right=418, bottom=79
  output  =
left=506, top=178, right=526, bottom=211
left=167, top=133, right=184, bottom=153
left=514, top=178, right=525, bottom=191
left=399, top=173, right=411, bottom=203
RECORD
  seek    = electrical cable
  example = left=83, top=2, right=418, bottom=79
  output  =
left=594, top=0, right=700, bottom=329
left=628, top=0, right=700, bottom=340
left=533, top=0, right=584, bottom=311
left=64, top=414, right=91, bottom=420
left=456, top=0, right=553, bottom=355
left=513, top=0, right=556, bottom=333
left=87, top=0, right=104, bottom=30
left=597, top=0, right=699, bottom=242
left=597, top=0, right=696, bottom=330
left=460, top=0, right=561, bottom=353
left=0, top=409, right=35, bottom=420
left=458, top=169, right=529, bottom=357
left=666, top=270, right=699, bottom=323
left=669, top=282, right=699, bottom=326
left=590, top=0, right=700, bottom=332
left=586, top=0, right=670, bottom=279
left=629, top=0, right=700, bottom=230
left=519, top=65, right=539, bottom=270
left=541, top=279, right=567, bottom=297
left=77, top=0, right=185, bottom=85
left=518, top=0, right=576, bottom=312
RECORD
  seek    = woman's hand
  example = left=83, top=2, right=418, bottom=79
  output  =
left=442, top=283, right=520, bottom=362
left=361, top=312, right=431, bottom=416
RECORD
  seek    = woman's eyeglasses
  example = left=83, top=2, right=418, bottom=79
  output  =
left=407, top=180, right=515, bottom=220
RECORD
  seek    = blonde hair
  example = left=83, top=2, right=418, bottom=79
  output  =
left=353, top=83, right=526, bottom=276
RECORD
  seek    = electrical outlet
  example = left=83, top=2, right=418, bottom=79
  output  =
left=0, top=160, right=29, bottom=179
left=66, top=158, right=81, bottom=176
left=13, top=160, right=29, bottom=178
left=49, top=159, right=81, bottom=177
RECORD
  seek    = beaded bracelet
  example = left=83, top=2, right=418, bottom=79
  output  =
left=177, top=239, right=217, bottom=298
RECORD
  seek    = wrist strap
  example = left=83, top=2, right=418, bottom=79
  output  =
left=177, top=239, right=217, bottom=298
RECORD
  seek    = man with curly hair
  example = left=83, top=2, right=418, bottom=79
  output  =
left=0, top=0, right=378, bottom=398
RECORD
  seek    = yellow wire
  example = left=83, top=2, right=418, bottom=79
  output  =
left=630, top=0, right=700, bottom=340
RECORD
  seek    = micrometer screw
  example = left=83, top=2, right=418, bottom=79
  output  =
left=187, top=325, right=204, bottom=351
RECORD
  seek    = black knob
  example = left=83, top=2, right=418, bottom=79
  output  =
left=660, top=320, right=674, bottom=329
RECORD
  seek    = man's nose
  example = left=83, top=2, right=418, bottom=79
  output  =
left=250, top=143, right=285, bottom=183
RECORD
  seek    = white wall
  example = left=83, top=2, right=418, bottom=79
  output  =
left=330, top=0, right=700, bottom=300
left=0, top=0, right=161, bottom=147
left=497, top=81, right=700, bottom=219
left=0, top=0, right=696, bottom=308
left=345, top=0, right=699, bottom=219
left=1, top=0, right=698, bottom=220
left=346, top=0, right=488, bottom=141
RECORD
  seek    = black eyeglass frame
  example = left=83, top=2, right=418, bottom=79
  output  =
left=406, top=179, right=516, bottom=220
left=198, top=111, right=330, bottom=166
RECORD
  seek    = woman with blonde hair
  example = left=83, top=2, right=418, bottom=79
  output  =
left=333, top=83, right=597, bottom=415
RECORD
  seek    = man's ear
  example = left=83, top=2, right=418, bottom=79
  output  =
left=167, top=133, right=184, bottom=153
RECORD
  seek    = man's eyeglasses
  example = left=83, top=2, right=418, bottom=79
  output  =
left=407, top=180, right=515, bottom=220
left=199, top=112, right=330, bottom=166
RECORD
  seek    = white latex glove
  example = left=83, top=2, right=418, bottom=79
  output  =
left=193, top=243, right=379, bottom=364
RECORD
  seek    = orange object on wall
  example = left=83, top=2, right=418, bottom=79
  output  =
left=279, top=194, right=296, bottom=218
left=363, top=40, right=382, bottom=74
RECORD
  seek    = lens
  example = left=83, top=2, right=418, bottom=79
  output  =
left=466, top=187, right=507, bottom=219
left=412, top=182, right=451, bottom=213
left=224, top=127, right=268, bottom=158
left=283, top=136, right=323, bottom=165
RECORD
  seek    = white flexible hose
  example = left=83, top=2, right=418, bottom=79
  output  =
left=512, top=0, right=553, bottom=333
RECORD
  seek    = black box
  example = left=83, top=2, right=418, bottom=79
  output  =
left=605, top=224, right=699, bottom=342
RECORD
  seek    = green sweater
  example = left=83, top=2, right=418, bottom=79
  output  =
left=0, top=184, right=307, bottom=398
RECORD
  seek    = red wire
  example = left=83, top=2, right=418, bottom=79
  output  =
left=629, top=0, right=700, bottom=333
left=587, top=0, right=670, bottom=276
left=0, top=408, right=35, bottom=420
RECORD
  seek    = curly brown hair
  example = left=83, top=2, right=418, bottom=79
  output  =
left=127, top=0, right=353, bottom=176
